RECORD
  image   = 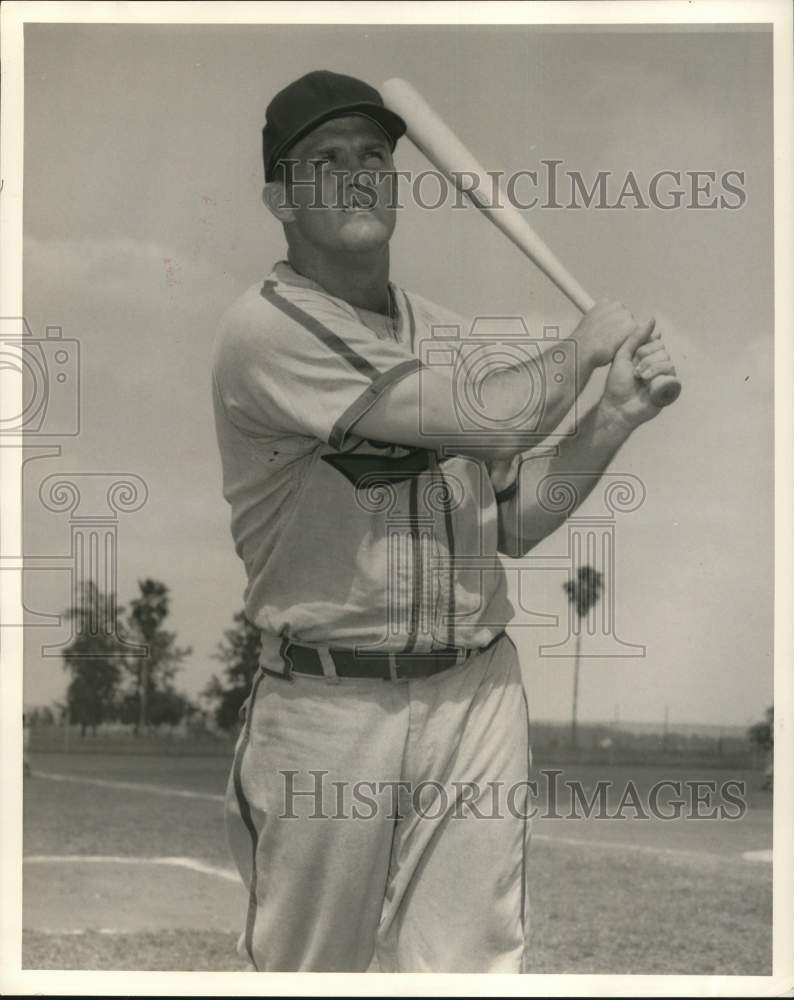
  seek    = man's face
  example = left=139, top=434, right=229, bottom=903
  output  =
left=277, top=115, right=397, bottom=255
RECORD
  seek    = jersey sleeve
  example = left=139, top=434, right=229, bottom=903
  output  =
left=213, top=280, right=424, bottom=448
left=486, top=453, right=523, bottom=503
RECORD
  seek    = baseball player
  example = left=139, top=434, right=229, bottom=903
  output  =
left=212, top=70, right=675, bottom=973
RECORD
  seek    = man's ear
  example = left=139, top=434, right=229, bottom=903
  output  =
left=263, top=181, right=296, bottom=223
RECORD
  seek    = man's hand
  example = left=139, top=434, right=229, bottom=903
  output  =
left=601, top=318, right=676, bottom=430
left=572, top=299, right=640, bottom=369
left=495, top=315, right=675, bottom=558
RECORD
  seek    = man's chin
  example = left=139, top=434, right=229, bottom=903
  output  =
left=337, top=214, right=394, bottom=253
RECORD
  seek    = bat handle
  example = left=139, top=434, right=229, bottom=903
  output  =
left=568, top=288, right=681, bottom=408
left=647, top=374, right=682, bottom=408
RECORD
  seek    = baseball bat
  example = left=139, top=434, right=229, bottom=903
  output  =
left=381, top=77, right=681, bottom=408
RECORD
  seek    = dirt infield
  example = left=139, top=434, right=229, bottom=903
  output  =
left=22, top=752, right=773, bottom=974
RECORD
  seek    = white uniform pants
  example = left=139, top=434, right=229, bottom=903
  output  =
left=225, top=632, right=532, bottom=972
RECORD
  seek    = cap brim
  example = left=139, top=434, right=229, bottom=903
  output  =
left=265, top=103, right=406, bottom=181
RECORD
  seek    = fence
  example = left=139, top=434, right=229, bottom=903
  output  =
left=26, top=720, right=762, bottom=768
left=28, top=722, right=237, bottom=757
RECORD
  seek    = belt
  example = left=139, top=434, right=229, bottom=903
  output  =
left=271, top=631, right=506, bottom=683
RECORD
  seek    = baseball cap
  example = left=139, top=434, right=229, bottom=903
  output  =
left=262, top=70, right=407, bottom=182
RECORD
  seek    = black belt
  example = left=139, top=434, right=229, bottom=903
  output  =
left=273, top=632, right=506, bottom=682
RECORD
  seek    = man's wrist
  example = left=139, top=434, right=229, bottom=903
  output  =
left=580, top=350, right=599, bottom=391
left=595, top=397, right=637, bottom=439
left=569, top=333, right=599, bottom=388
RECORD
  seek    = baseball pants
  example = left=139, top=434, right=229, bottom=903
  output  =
left=225, top=632, right=532, bottom=972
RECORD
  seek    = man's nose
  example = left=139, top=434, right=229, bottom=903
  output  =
left=333, top=157, right=373, bottom=196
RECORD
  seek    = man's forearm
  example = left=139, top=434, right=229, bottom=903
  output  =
left=497, top=400, right=633, bottom=556
left=351, top=306, right=638, bottom=459
left=473, top=297, right=642, bottom=454
left=480, top=338, right=596, bottom=448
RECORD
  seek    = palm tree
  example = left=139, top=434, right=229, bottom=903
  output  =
left=563, top=566, right=604, bottom=752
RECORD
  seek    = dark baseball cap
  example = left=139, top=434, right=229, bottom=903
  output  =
left=262, top=70, right=406, bottom=182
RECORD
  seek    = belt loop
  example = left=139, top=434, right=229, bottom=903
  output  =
left=317, top=646, right=341, bottom=684
left=279, top=636, right=296, bottom=683
left=388, top=652, right=401, bottom=683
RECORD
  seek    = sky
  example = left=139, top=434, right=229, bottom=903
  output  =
left=19, top=22, right=774, bottom=728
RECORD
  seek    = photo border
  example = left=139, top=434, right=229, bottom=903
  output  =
left=1, top=1, right=791, bottom=996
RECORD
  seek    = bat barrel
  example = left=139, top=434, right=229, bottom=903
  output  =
left=381, top=77, right=681, bottom=409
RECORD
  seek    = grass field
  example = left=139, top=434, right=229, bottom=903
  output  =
left=22, top=751, right=773, bottom=975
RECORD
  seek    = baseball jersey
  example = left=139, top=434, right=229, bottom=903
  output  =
left=212, top=261, right=515, bottom=664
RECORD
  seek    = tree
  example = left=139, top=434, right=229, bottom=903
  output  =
left=26, top=706, right=55, bottom=727
left=124, top=579, right=192, bottom=733
left=61, top=580, right=125, bottom=736
left=747, top=706, right=773, bottom=752
left=563, top=565, right=604, bottom=752
left=748, top=706, right=773, bottom=789
left=203, top=610, right=262, bottom=730
left=148, top=688, right=197, bottom=728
